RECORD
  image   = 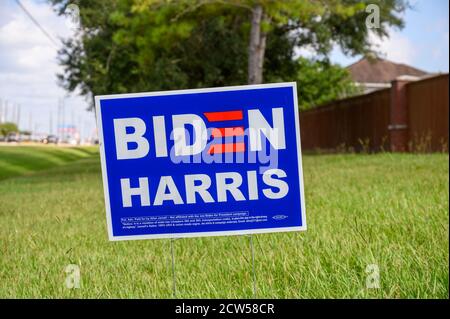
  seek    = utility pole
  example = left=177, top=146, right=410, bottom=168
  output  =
left=61, top=98, right=65, bottom=141
left=12, top=104, right=16, bottom=126
left=28, top=111, right=32, bottom=133
left=49, top=111, right=53, bottom=135
left=78, top=115, right=82, bottom=143
left=57, top=98, right=61, bottom=139
left=4, top=100, right=8, bottom=122
left=71, top=109, right=75, bottom=140
left=17, top=104, right=21, bottom=129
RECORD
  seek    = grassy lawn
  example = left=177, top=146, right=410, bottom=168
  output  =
left=0, top=146, right=448, bottom=298
left=0, top=145, right=98, bottom=181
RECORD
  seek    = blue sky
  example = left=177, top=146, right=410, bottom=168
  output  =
left=331, top=0, right=449, bottom=72
left=0, top=0, right=448, bottom=136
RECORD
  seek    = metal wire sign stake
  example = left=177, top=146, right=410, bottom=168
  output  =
left=170, top=238, right=177, bottom=298
left=250, top=234, right=257, bottom=298
left=168, top=235, right=257, bottom=298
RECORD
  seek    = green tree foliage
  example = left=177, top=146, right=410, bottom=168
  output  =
left=51, top=0, right=406, bottom=109
left=296, top=58, right=361, bottom=110
left=0, top=122, right=19, bottom=137
left=54, top=0, right=249, bottom=102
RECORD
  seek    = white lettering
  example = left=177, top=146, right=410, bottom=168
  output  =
left=120, top=177, right=150, bottom=207
left=262, top=169, right=289, bottom=199
left=114, top=118, right=150, bottom=160
left=216, top=172, right=246, bottom=202
left=154, top=176, right=184, bottom=205
left=248, top=108, right=286, bottom=151
left=153, top=115, right=168, bottom=157
left=172, top=114, right=207, bottom=156
left=185, top=174, right=215, bottom=204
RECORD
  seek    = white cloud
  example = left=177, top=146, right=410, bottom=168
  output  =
left=369, top=29, right=416, bottom=65
left=0, top=0, right=95, bottom=138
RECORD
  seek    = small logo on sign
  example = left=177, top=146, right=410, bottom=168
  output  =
left=272, top=214, right=288, bottom=220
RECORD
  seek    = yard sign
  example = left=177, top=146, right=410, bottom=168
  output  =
left=95, top=82, right=306, bottom=240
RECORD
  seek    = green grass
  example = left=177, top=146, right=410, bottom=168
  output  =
left=0, top=145, right=98, bottom=181
left=0, top=147, right=448, bottom=298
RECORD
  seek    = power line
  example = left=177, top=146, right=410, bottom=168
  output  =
left=14, top=0, right=59, bottom=47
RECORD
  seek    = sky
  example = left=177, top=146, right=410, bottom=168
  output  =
left=331, top=0, right=449, bottom=72
left=0, top=0, right=96, bottom=139
left=0, top=0, right=448, bottom=137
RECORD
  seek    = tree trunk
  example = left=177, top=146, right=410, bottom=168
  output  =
left=248, top=4, right=267, bottom=84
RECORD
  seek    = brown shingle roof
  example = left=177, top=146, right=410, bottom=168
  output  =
left=347, top=57, right=429, bottom=83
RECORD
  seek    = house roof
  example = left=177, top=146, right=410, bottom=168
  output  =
left=347, top=57, right=429, bottom=84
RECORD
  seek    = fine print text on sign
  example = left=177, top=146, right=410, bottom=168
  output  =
left=95, top=82, right=306, bottom=240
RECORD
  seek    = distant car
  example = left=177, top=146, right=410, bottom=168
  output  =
left=19, top=134, right=31, bottom=142
left=6, top=132, right=19, bottom=142
left=68, top=138, right=79, bottom=145
left=41, top=135, right=58, bottom=144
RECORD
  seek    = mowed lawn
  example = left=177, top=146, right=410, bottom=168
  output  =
left=0, top=145, right=98, bottom=181
left=0, top=146, right=448, bottom=298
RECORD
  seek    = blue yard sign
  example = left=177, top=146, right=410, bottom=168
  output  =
left=95, top=83, right=306, bottom=240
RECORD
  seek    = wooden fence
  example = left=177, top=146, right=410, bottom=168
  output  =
left=299, top=74, right=449, bottom=152
left=407, top=74, right=449, bottom=152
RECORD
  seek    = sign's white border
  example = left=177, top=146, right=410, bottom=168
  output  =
left=95, top=82, right=307, bottom=241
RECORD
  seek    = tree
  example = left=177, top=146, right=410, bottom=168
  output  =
left=295, top=57, right=360, bottom=110
left=51, top=0, right=407, bottom=108
left=53, top=0, right=250, bottom=105
left=0, top=122, right=18, bottom=137
left=238, top=0, right=407, bottom=84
